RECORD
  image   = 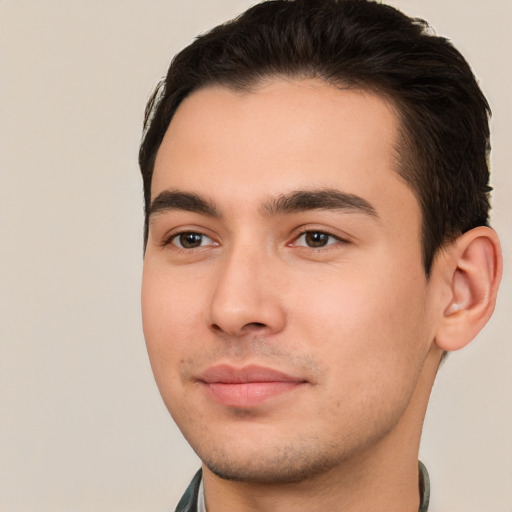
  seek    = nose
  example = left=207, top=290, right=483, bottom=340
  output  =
left=208, top=244, right=287, bottom=338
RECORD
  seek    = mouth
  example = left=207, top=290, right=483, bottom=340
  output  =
left=197, top=364, right=308, bottom=408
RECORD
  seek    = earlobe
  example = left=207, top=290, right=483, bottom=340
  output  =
left=435, top=226, right=502, bottom=352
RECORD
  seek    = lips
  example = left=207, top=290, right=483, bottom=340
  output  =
left=198, top=364, right=307, bottom=408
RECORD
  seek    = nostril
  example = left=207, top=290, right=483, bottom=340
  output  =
left=242, top=322, right=268, bottom=333
left=210, top=321, right=268, bottom=335
left=247, top=322, right=266, bottom=329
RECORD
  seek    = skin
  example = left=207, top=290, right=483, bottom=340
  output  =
left=141, top=79, right=453, bottom=511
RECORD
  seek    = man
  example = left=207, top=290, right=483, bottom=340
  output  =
left=138, top=0, right=502, bottom=510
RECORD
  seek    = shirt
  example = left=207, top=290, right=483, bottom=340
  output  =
left=175, top=461, right=431, bottom=512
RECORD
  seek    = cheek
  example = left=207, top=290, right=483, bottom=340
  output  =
left=290, top=260, right=430, bottom=377
left=141, top=262, right=206, bottom=381
left=289, top=264, right=431, bottom=432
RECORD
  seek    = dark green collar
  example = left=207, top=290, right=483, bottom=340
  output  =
left=418, top=460, right=431, bottom=512
left=174, top=469, right=201, bottom=512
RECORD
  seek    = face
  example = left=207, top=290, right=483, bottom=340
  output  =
left=142, top=79, right=439, bottom=484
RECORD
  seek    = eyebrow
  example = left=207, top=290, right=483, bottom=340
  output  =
left=262, top=189, right=378, bottom=218
left=148, top=188, right=378, bottom=221
left=148, top=190, right=220, bottom=219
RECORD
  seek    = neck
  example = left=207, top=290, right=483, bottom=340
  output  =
left=202, top=346, right=442, bottom=512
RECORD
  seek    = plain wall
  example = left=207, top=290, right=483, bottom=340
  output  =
left=0, top=1, right=510, bottom=511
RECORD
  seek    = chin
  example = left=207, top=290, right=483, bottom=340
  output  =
left=205, top=457, right=335, bottom=485
left=196, top=436, right=347, bottom=485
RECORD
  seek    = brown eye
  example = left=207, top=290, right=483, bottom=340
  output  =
left=172, top=232, right=207, bottom=249
left=303, top=231, right=332, bottom=248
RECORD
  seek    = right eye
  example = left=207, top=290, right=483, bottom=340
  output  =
left=169, top=232, right=216, bottom=249
left=294, top=230, right=340, bottom=248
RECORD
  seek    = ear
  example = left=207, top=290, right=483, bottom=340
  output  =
left=434, top=226, right=502, bottom=352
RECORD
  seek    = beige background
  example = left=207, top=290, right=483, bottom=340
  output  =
left=0, top=1, right=510, bottom=511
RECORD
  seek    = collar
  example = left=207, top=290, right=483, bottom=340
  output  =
left=418, top=460, right=431, bottom=512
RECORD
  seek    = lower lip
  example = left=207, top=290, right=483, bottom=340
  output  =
left=204, top=381, right=304, bottom=408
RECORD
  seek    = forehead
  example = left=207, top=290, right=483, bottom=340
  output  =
left=152, top=78, right=415, bottom=223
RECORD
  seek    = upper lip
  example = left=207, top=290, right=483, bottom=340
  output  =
left=198, top=364, right=305, bottom=384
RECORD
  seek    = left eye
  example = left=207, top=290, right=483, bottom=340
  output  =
left=171, top=232, right=215, bottom=249
left=294, top=231, right=339, bottom=248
